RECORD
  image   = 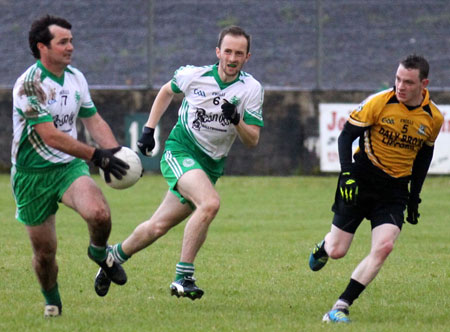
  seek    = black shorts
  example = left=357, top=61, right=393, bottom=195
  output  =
left=331, top=171, right=408, bottom=234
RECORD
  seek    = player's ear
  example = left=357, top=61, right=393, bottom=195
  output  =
left=244, top=52, right=251, bottom=63
left=421, top=78, right=429, bottom=89
left=216, top=47, right=221, bottom=59
left=37, top=42, right=47, bottom=54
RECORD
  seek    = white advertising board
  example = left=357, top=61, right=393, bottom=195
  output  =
left=319, top=103, right=450, bottom=174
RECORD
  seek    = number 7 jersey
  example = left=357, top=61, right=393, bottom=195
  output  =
left=12, top=60, right=97, bottom=169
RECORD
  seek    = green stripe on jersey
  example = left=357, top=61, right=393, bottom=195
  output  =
left=178, top=99, right=213, bottom=155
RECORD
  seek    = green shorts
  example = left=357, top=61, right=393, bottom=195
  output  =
left=11, top=159, right=90, bottom=226
left=160, top=149, right=220, bottom=205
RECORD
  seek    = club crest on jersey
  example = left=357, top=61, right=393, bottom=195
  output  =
left=230, top=96, right=241, bottom=106
left=417, top=124, right=427, bottom=136
left=355, top=98, right=369, bottom=112
left=183, top=158, right=195, bottom=167
left=48, top=88, right=57, bottom=105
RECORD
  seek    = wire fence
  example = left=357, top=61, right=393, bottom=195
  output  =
left=2, top=0, right=450, bottom=91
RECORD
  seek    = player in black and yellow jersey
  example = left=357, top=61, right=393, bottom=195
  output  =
left=309, top=54, right=444, bottom=323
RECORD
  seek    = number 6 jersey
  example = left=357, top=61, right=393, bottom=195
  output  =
left=167, top=64, right=264, bottom=161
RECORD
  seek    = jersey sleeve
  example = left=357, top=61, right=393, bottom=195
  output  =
left=13, top=69, right=53, bottom=125
left=425, top=107, right=444, bottom=146
left=74, top=68, right=97, bottom=118
left=170, top=65, right=198, bottom=94
left=243, top=83, right=264, bottom=127
left=348, top=93, right=385, bottom=128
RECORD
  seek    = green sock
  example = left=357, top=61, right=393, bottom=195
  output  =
left=42, top=283, right=62, bottom=306
left=175, top=262, right=194, bottom=281
left=111, top=243, right=130, bottom=264
left=88, top=244, right=107, bottom=262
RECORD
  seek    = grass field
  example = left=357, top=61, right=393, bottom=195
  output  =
left=0, top=174, right=449, bottom=331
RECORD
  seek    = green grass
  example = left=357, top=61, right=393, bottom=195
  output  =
left=0, top=174, right=449, bottom=331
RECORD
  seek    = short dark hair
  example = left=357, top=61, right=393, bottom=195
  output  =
left=217, top=26, right=251, bottom=53
left=29, top=15, right=72, bottom=59
left=400, top=54, right=429, bottom=80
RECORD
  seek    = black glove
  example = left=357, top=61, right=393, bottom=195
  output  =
left=91, top=146, right=129, bottom=183
left=406, top=195, right=421, bottom=225
left=339, top=171, right=358, bottom=205
left=137, top=126, right=155, bottom=156
left=221, top=99, right=240, bottom=125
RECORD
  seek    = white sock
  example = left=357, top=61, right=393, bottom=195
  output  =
left=332, top=299, right=350, bottom=311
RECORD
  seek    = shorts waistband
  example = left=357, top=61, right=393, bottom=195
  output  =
left=13, top=159, right=83, bottom=174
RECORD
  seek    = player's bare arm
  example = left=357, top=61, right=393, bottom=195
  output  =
left=81, top=112, right=119, bottom=148
left=235, top=122, right=260, bottom=147
left=34, top=120, right=127, bottom=182
left=145, top=81, right=175, bottom=128
left=137, top=81, right=175, bottom=156
left=33, top=121, right=96, bottom=160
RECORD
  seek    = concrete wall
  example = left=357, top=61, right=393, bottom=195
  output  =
left=2, top=89, right=450, bottom=175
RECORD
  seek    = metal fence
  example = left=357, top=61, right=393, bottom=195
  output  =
left=2, top=0, right=450, bottom=91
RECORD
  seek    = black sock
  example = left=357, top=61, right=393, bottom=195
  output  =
left=339, top=278, right=366, bottom=306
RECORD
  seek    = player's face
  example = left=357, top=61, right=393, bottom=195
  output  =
left=39, top=25, right=73, bottom=71
left=216, top=34, right=250, bottom=82
left=395, top=64, right=429, bottom=106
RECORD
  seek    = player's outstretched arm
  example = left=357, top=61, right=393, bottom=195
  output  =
left=136, top=81, right=175, bottom=157
left=145, top=81, right=175, bottom=129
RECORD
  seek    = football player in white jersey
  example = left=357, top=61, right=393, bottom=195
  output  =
left=11, top=15, right=129, bottom=317
left=94, top=26, right=264, bottom=300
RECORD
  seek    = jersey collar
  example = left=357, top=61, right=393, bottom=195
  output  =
left=212, top=63, right=242, bottom=90
left=36, top=60, right=72, bottom=86
left=392, top=86, right=431, bottom=110
left=421, top=88, right=430, bottom=106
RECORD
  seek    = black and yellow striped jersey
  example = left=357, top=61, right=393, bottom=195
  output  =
left=348, top=87, right=443, bottom=178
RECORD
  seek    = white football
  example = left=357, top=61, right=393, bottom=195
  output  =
left=99, top=146, right=143, bottom=189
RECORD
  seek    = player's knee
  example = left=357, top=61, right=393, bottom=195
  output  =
left=34, top=247, right=56, bottom=266
left=200, top=196, right=220, bottom=221
left=327, top=244, right=347, bottom=259
left=89, top=204, right=111, bottom=227
left=374, top=240, right=395, bottom=260
left=149, top=220, right=171, bottom=238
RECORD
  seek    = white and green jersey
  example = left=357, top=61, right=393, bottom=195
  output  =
left=168, top=64, right=264, bottom=160
left=12, top=60, right=97, bottom=169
